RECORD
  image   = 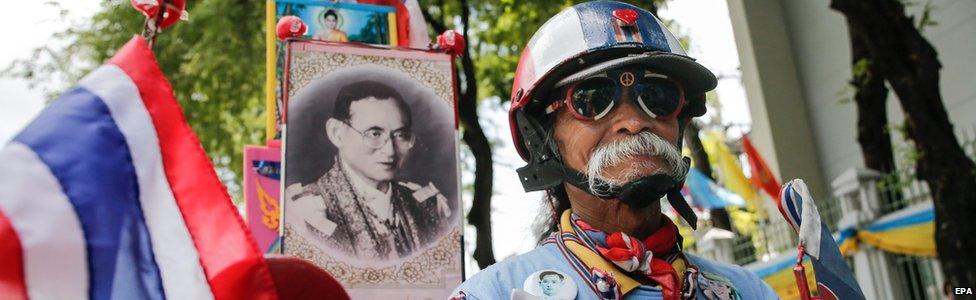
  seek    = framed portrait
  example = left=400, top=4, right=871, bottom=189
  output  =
left=244, top=145, right=282, bottom=254
left=276, top=0, right=397, bottom=45
left=264, top=0, right=398, bottom=141
left=281, top=40, right=461, bottom=298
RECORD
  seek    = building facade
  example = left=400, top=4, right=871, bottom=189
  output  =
left=705, top=0, right=976, bottom=299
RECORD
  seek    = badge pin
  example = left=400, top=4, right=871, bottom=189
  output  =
left=612, top=8, right=639, bottom=26
left=522, top=270, right=577, bottom=300
left=590, top=267, right=618, bottom=299
left=620, top=72, right=635, bottom=87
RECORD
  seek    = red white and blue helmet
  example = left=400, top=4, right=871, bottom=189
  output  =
left=509, top=1, right=718, bottom=160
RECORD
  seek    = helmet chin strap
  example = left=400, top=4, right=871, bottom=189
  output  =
left=514, top=111, right=699, bottom=229
left=545, top=157, right=698, bottom=230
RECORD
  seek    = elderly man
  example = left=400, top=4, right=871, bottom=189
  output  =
left=452, top=2, right=776, bottom=299
left=288, top=80, right=449, bottom=260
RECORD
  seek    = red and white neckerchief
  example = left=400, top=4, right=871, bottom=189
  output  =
left=574, top=216, right=686, bottom=300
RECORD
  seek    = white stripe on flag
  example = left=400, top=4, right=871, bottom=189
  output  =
left=79, top=65, right=214, bottom=300
left=403, top=0, right=431, bottom=48
left=792, top=179, right=823, bottom=259
left=0, top=142, right=89, bottom=300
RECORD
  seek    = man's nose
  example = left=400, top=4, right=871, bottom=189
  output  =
left=608, top=92, right=655, bottom=135
left=375, top=136, right=396, bottom=156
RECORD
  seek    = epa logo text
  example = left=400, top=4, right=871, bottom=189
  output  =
left=955, top=287, right=973, bottom=295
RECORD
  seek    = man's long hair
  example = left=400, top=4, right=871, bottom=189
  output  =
left=532, top=122, right=570, bottom=242
left=533, top=186, right=571, bottom=243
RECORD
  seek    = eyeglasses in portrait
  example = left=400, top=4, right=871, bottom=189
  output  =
left=280, top=41, right=461, bottom=298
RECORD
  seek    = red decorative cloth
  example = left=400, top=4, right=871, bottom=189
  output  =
left=578, top=217, right=683, bottom=300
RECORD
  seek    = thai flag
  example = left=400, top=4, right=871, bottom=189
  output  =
left=0, top=37, right=277, bottom=300
left=779, top=179, right=865, bottom=300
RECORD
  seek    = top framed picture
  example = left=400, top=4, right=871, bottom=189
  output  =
left=266, top=0, right=400, bottom=141
left=276, top=0, right=398, bottom=45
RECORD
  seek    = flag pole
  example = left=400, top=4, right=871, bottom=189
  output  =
left=794, top=244, right=814, bottom=300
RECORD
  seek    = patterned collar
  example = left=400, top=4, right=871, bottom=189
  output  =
left=339, top=157, right=394, bottom=222
left=547, top=210, right=696, bottom=299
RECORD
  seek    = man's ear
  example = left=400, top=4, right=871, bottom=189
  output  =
left=325, top=118, right=343, bottom=147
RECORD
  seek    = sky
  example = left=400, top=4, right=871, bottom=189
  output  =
left=0, top=0, right=752, bottom=277
left=0, top=2, right=101, bottom=144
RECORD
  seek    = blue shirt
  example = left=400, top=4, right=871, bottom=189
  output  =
left=452, top=243, right=778, bottom=299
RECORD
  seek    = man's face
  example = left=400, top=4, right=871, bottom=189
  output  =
left=334, top=98, right=410, bottom=183
left=540, top=274, right=563, bottom=296
left=552, top=74, right=683, bottom=193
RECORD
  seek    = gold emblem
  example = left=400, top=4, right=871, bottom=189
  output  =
left=620, top=72, right=635, bottom=87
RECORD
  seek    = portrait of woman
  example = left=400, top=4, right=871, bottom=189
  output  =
left=314, top=9, right=349, bottom=42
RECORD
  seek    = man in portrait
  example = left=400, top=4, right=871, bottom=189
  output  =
left=287, top=80, right=450, bottom=260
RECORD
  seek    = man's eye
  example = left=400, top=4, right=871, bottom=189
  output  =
left=364, top=130, right=384, bottom=138
left=393, top=131, right=412, bottom=140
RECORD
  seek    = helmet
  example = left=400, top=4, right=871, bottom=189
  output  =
left=509, top=1, right=717, bottom=229
left=509, top=1, right=717, bottom=161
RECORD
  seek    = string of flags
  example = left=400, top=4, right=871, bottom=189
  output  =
left=683, top=131, right=773, bottom=219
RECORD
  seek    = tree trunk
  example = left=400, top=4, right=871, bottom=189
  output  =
left=832, top=0, right=976, bottom=287
left=849, top=38, right=895, bottom=175
left=846, top=27, right=905, bottom=209
left=422, top=0, right=497, bottom=269
left=457, top=0, right=497, bottom=269
left=684, top=121, right=732, bottom=231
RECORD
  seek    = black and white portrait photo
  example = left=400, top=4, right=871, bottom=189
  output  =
left=281, top=42, right=461, bottom=296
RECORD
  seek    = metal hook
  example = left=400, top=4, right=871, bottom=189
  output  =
left=141, top=0, right=171, bottom=49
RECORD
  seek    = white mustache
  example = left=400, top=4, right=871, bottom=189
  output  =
left=586, top=131, right=688, bottom=197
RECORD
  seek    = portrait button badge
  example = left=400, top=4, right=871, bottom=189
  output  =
left=522, top=270, right=577, bottom=300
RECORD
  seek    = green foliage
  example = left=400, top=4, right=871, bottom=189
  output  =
left=900, top=0, right=939, bottom=32
left=6, top=0, right=267, bottom=199
left=916, top=1, right=938, bottom=32
left=835, top=58, right=873, bottom=105
left=9, top=0, right=671, bottom=201
left=852, top=57, right=872, bottom=79
left=835, top=82, right=855, bottom=105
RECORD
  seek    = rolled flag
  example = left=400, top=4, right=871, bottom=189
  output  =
left=0, top=37, right=277, bottom=299
left=779, top=179, right=865, bottom=300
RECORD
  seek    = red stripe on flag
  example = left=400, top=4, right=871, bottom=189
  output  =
left=108, top=36, right=277, bottom=300
left=612, top=21, right=626, bottom=42
left=630, top=27, right=643, bottom=43
left=0, top=209, right=27, bottom=300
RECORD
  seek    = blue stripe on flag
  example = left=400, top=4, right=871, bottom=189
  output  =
left=754, top=255, right=809, bottom=278
left=13, top=87, right=165, bottom=300
left=812, top=223, right=865, bottom=298
left=865, top=209, right=934, bottom=232
left=836, top=227, right=857, bottom=244
left=573, top=1, right=670, bottom=51
left=784, top=184, right=802, bottom=226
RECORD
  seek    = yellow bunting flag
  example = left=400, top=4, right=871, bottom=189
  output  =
left=700, top=131, right=766, bottom=219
